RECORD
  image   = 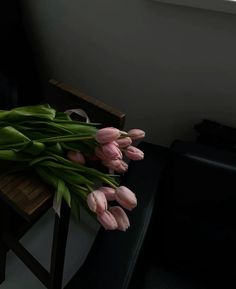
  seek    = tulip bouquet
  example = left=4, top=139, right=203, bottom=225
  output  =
left=0, top=104, right=145, bottom=231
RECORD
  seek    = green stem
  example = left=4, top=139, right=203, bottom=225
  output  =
left=37, top=135, right=94, bottom=143
left=86, top=184, right=93, bottom=192
left=100, top=176, right=117, bottom=189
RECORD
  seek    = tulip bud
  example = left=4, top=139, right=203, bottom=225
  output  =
left=102, top=159, right=128, bottom=173
left=102, top=142, right=122, bottom=160
left=95, top=146, right=111, bottom=161
left=67, top=151, right=86, bottom=165
left=98, top=186, right=116, bottom=201
left=116, top=137, right=132, bottom=148
left=109, top=206, right=130, bottom=231
left=87, top=190, right=108, bottom=213
left=97, top=211, right=118, bottom=230
left=127, top=129, right=145, bottom=140
left=115, top=186, right=137, bottom=210
left=124, top=146, right=144, bottom=161
left=95, top=127, right=121, bottom=144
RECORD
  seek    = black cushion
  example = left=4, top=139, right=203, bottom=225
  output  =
left=153, top=141, right=236, bottom=288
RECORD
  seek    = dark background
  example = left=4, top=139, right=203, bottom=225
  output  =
left=0, top=0, right=41, bottom=109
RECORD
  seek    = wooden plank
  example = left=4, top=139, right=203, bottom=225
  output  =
left=46, top=79, right=125, bottom=129
left=0, top=173, right=53, bottom=221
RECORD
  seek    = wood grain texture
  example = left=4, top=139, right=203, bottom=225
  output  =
left=0, top=173, right=53, bottom=221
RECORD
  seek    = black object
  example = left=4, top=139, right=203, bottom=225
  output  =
left=195, top=119, right=236, bottom=150
left=0, top=73, right=17, bottom=109
left=0, top=1, right=42, bottom=108
left=129, top=140, right=236, bottom=289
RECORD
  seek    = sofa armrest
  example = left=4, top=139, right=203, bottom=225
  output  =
left=171, top=140, right=236, bottom=173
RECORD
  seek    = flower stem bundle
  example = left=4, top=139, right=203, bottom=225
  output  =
left=0, top=104, right=145, bottom=230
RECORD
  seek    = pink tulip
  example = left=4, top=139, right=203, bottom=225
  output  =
left=97, top=211, right=118, bottom=230
left=124, top=146, right=144, bottom=161
left=127, top=129, right=145, bottom=140
left=102, top=159, right=128, bottom=173
left=102, top=142, right=122, bottom=160
left=116, top=137, right=132, bottom=148
left=95, top=127, right=121, bottom=144
left=95, top=146, right=111, bottom=161
left=87, top=190, right=107, bottom=213
left=67, top=151, right=86, bottom=165
left=115, top=186, right=137, bottom=210
left=98, top=186, right=116, bottom=201
left=109, top=206, right=130, bottom=231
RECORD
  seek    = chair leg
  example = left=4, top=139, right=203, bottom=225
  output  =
left=49, top=200, right=70, bottom=289
left=0, top=199, right=70, bottom=289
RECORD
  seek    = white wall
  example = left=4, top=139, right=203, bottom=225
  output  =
left=21, top=0, right=236, bottom=145
left=7, top=3, right=236, bottom=287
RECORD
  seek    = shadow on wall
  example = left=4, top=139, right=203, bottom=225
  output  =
left=20, top=0, right=236, bottom=145
left=0, top=0, right=42, bottom=108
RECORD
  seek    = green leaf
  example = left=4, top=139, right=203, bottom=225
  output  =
left=45, top=151, right=119, bottom=187
left=0, top=150, right=30, bottom=161
left=55, top=119, right=101, bottom=126
left=17, top=121, right=73, bottom=135
left=0, top=104, right=56, bottom=122
left=38, top=160, right=84, bottom=173
left=37, top=134, right=94, bottom=143
left=57, top=179, right=71, bottom=207
left=46, top=143, right=64, bottom=155
left=35, top=166, right=59, bottom=188
left=30, top=156, right=58, bottom=166
left=45, top=152, right=104, bottom=179
left=55, top=112, right=71, bottom=120
left=47, top=167, right=94, bottom=186
left=71, top=194, right=81, bottom=223
left=68, top=183, right=88, bottom=201
left=15, top=129, right=53, bottom=140
left=16, top=121, right=97, bottom=137
left=61, top=141, right=94, bottom=155
left=24, top=141, right=45, bottom=155
left=0, top=126, right=31, bottom=150
left=35, top=166, right=71, bottom=207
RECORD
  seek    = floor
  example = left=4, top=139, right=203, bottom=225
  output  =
left=0, top=208, right=99, bottom=289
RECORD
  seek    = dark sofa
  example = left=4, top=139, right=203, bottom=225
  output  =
left=65, top=140, right=236, bottom=289
left=129, top=140, right=236, bottom=289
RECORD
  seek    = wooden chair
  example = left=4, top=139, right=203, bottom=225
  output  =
left=0, top=79, right=125, bottom=289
